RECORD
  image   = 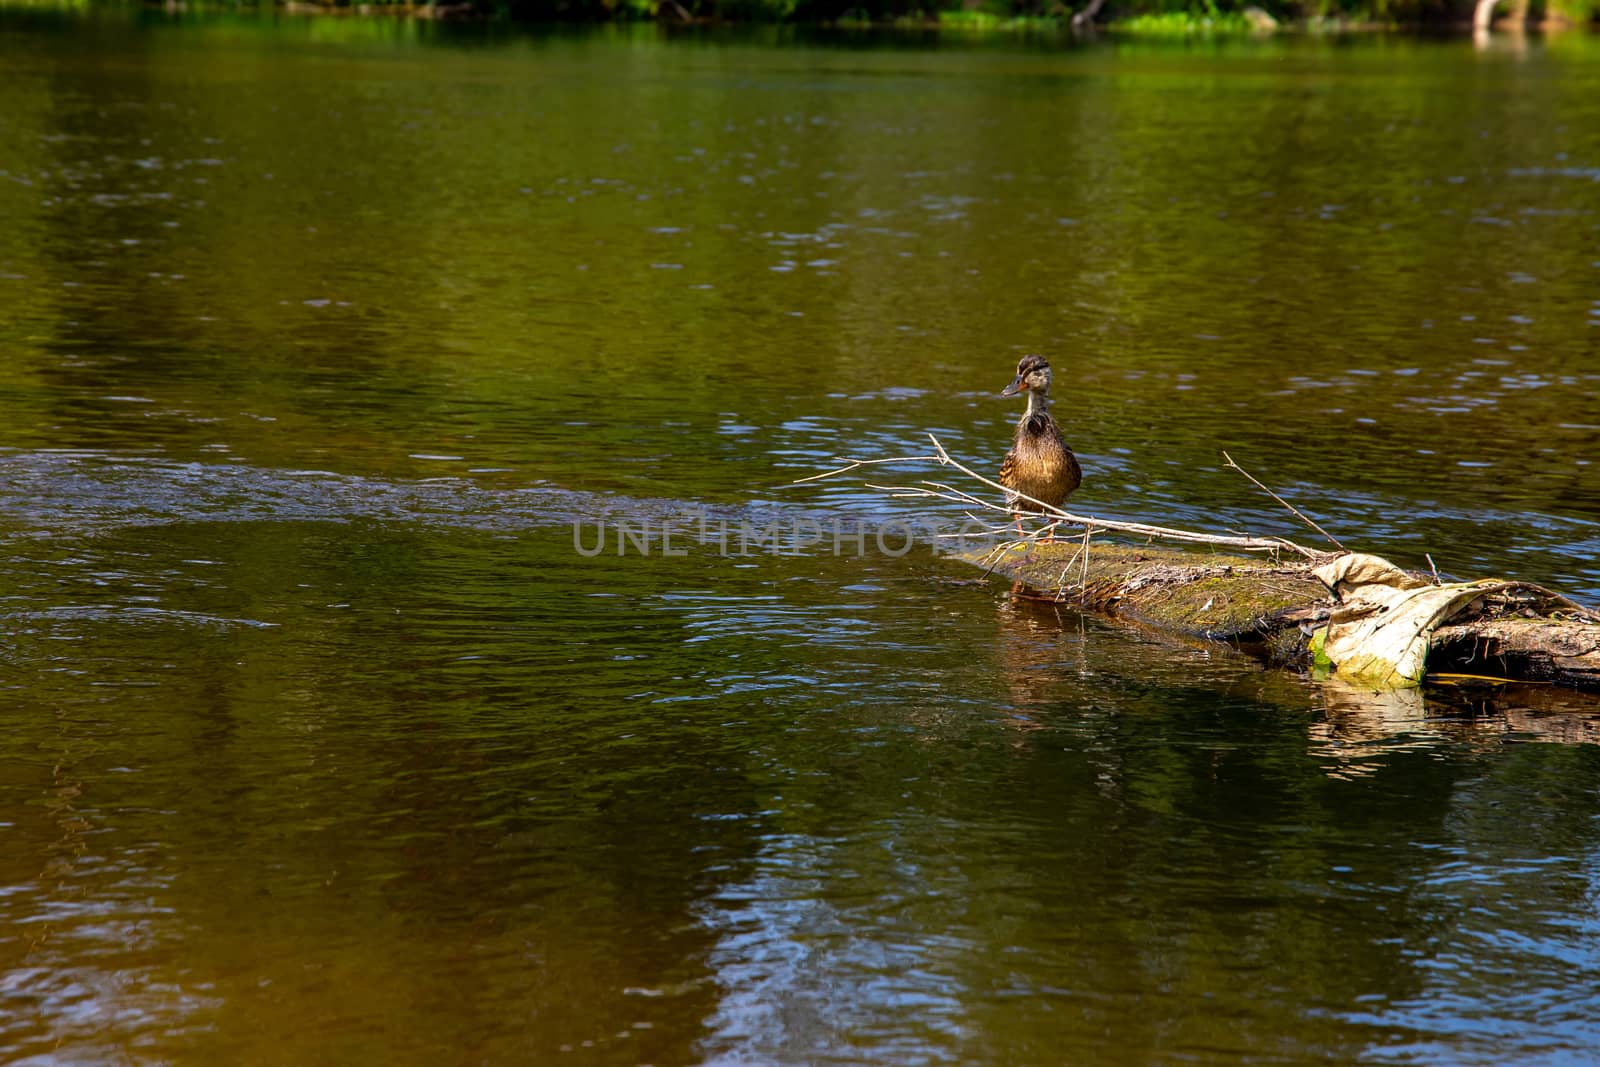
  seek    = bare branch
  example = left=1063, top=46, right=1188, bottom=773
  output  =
left=1054, top=525, right=1095, bottom=602
left=789, top=454, right=942, bottom=485
left=1079, top=525, right=1093, bottom=593
left=800, top=433, right=1322, bottom=559
left=1221, top=451, right=1345, bottom=550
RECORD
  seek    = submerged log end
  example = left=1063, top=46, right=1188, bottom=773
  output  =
left=1430, top=619, right=1600, bottom=691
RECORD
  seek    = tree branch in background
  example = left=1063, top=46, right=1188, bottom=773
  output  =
left=1072, top=0, right=1110, bottom=29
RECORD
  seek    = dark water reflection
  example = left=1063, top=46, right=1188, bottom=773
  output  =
left=2, top=12, right=1600, bottom=1066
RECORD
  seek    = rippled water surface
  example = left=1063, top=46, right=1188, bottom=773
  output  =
left=3, top=12, right=1600, bottom=1065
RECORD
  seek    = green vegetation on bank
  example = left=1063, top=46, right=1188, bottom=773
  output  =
left=12, top=0, right=1596, bottom=27
left=357, top=0, right=1599, bottom=28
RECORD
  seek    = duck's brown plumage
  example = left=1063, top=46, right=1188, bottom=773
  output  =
left=998, top=355, right=1081, bottom=514
left=999, top=411, right=1081, bottom=513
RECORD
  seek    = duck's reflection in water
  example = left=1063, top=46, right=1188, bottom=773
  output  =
left=992, top=581, right=1094, bottom=727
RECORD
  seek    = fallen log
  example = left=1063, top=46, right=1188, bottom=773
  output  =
left=797, top=432, right=1600, bottom=694
left=960, top=540, right=1600, bottom=693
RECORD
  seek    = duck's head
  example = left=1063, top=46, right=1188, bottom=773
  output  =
left=1001, top=354, right=1052, bottom=398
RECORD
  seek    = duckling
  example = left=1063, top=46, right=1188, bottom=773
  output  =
left=998, top=354, right=1081, bottom=536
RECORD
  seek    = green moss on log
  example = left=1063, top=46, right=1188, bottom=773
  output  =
left=962, top=541, right=1324, bottom=654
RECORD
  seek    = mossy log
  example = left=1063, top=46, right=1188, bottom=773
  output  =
left=960, top=541, right=1600, bottom=693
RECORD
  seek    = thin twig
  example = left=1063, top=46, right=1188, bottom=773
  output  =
left=1054, top=537, right=1087, bottom=600
left=923, top=436, right=1316, bottom=557
left=1079, top=525, right=1093, bottom=600
left=789, top=454, right=942, bottom=485
left=1426, top=553, right=1441, bottom=586
left=979, top=537, right=1033, bottom=577
left=795, top=433, right=1323, bottom=560
left=1055, top=558, right=1078, bottom=599
left=1051, top=527, right=1096, bottom=602
left=1220, top=451, right=1345, bottom=550
left=932, top=519, right=1021, bottom=538
left=901, top=480, right=1300, bottom=553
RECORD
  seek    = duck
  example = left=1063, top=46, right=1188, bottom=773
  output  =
left=998, top=354, right=1081, bottom=534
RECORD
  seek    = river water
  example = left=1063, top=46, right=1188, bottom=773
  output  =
left=2, top=11, right=1599, bottom=1065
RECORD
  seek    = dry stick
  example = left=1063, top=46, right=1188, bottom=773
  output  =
left=870, top=478, right=1302, bottom=554
left=982, top=535, right=1043, bottom=578
left=790, top=454, right=943, bottom=485
left=918, top=435, right=1315, bottom=557
left=792, top=434, right=1321, bottom=559
left=866, top=481, right=1312, bottom=558
left=1079, top=525, right=1093, bottom=598
left=1220, top=451, right=1344, bottom=550
left=1055, top=557, right=1078, bottom=599
left=950, top=514, right=1027, bottom=536
left=1057, top=525, right=1095, bottom=603
left=1049, top=527, right=1097, bottom=603
left=1054, top=537, right=1088, bottom=601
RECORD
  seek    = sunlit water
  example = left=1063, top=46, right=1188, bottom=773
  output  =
left=2, top=12, right=1600, bottom=1066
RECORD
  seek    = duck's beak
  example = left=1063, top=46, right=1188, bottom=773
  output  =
left=1001, top=375, right=1027, bottom=397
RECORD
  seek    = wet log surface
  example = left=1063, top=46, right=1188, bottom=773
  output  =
left=961, top=540, right=1600, bottom=693
left=1430, top=618, right=1600, bottom=691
